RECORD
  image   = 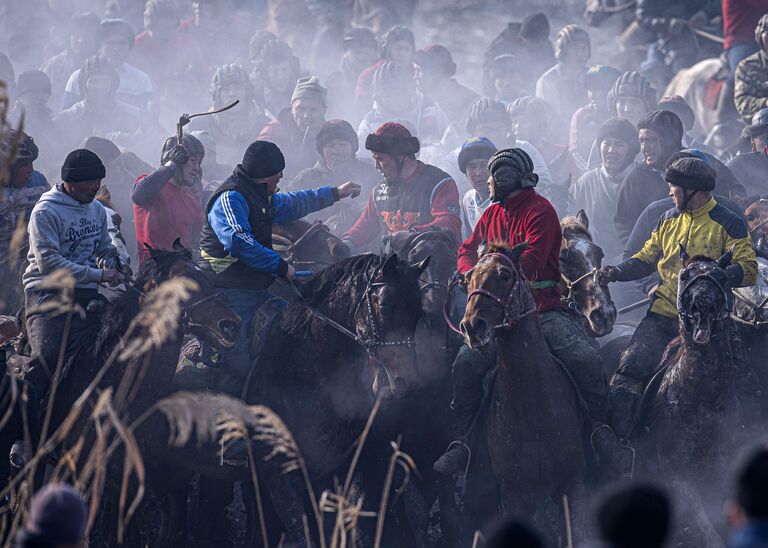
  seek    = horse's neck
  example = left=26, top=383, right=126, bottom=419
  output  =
left=669, top=329, right=736, bottom=402
left=495, top=313, right=556, bottom=396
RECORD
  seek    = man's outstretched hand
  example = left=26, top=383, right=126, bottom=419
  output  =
left=336, top=182, right=361, bottom=199
left=101, top=268, right=124, bottom=286
left=595, top=266, right=621, bottom=286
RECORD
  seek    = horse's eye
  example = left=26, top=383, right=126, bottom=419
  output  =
left=499, top=268, right=512, bottom=281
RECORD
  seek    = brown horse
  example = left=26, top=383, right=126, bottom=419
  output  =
left=560, top=211, right=617, bottom=338
left=460, top=242, right=586, bottom=542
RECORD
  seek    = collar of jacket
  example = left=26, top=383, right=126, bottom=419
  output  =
left=234, top=165, right=271, bottom=196
left=600, top=161, right=634, bottom=183
left=502, top=188, right=536, bottom=214
left=686, top=196, right=717, bottom=218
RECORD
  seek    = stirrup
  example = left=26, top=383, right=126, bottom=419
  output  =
left=589, top=424, right=636, bottom=479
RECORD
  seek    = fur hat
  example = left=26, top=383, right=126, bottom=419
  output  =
left=61, top=149, right=106, bottom=183
left=316, top=119, right=358, bottom=154
left=365, top=122, right=420, bottom=156
left=458, top=137, right=497, bottom=174
left=240, top=141, right=285, bottom=179
left=665, top=156, right=716, bottom=191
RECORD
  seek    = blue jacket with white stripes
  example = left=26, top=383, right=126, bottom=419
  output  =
left=198, top=168, right=337, bottom=289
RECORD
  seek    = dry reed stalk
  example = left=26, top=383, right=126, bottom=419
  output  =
left=563, top=494, right=573, bottom=548
left=245, top=440, right=269, bottom=548
left=373, top=435, right=418, bottom=548
left=0, top=369, right=18, bottom=431
left=471, top=530, right=485, bottom=548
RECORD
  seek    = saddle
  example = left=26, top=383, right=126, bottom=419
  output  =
left=631, top=336, right=682, bottom=438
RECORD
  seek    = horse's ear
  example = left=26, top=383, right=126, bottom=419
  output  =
left=717, top=246, right=734, bottom=269
left=679, top=243, right=690, bottom=265
left=504, top=242, right=528, bottom=265
left=407, top=255, right=431, bottom=278
left=172, top=238, right=186, bottom=252
left=381, top=253, right=400, bottom=280
left=576, top=209, right=589, bottom=230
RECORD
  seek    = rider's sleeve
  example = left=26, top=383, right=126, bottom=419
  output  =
left=411, top=178, right=462, bottom=244
left=342, top=192, right=381, bottom=248
left=208, top=191, right=288, bottom=276
left=273, top=186, right=337, bottom=223
left=457, top=207, right=491, bottom=273
left=131, top=166, right=174, bottom=206
left=27, top=210, right=103, bottom=284
left=618, top=222, right=662, bottom=281
left=724, top=222, right=758, bottom=288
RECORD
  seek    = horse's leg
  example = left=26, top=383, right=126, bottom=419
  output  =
left=260, top=464, right=311, bottom=544
left=395, top=473, right=430, bottom=548
left=197, top=475, right=235, bottom=547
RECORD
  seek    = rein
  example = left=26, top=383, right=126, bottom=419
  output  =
left=560, top=267, right=598, bottom=314
left=731, top=290, right=768, bottom=327
left=444, top=253, right=536, bottom=334
left=677, top=272, right=731, bottom=323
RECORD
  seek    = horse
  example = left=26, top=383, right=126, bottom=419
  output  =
left=155, top=252, right=428, bottom=546
left=459, top=242, right=586, bottom=543
left=639, top=249, right=739, bottom=547
left=4, top=241, right=241, bottom=546
left=560, top=211, right=617, bottom=338
left=273, top=219, right=350, bottom=271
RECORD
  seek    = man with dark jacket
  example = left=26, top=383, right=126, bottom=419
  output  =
left=342, top=122, right=462, bottom=252
left=199, top=141, right=360, bottom=395
left=433, top=147, right=625, bottom=477
left=614, top=110, right=745, bottom=243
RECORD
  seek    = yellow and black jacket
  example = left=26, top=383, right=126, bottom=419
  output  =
left=616, top=197, right=757, bottom=318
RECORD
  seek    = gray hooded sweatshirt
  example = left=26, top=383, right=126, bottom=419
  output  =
left=23, top=185, right=118, bottom=291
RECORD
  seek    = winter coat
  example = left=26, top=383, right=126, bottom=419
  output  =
left=735, top=50, right=768, bottom=125
left=257, top=109, right=320, bottom=180
left=461, top=188, right=491, bottom=240
left=570, top=163, right=634, bottom=262
left=727, top=149, right=768, bottom=197
left=0, top=171, right=49, bottom=265
left=23, top=185, right=118, bottom=291
left=535, top=64, right=588, bottom=141
left=458, top=188, right=564, bottom=312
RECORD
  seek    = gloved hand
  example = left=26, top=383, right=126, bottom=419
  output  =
left=164, top=145, right=189, bottom=168
left=595, top=266, right=621, bottom=286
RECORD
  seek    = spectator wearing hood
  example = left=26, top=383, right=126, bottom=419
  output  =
left=535, top=25, right=591, bottom=142
left=355, top=25, right=416, bottom=114
left=258, top=76, right=328, bottom=180
left=14, top=483, right=87, bottom=548
left=570, top=118, right=638, bottom=262
left=62, top=19, right=153, bottom=111
left=289, top=119, right=381, bottom=234
left=53, top=56, right=140, bottom=150
left=614, top=110, right=745, bottom=244
left=357, top=62, right=450, bottom=148
left=414, top=44, right=479, bottom=124
left=40, top=12, right=100, bottom=106
left=728, top=108, right=768, bottom=197
left=326, top=28, right=380, bottom=126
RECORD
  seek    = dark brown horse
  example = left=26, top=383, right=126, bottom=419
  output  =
left=560, top=211, right=617, bottom=338
left=460, top=243, right=586, bottom=542
left=644, top=250, right=739, bottom=547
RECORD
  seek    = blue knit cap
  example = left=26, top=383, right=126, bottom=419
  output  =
left=458, top=137, right=497, bottom=174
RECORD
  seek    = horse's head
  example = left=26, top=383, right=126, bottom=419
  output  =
left=460, top=242, right=535, bottom=348
left=560, top=211, right=616, bottom=337
left=363, top=253, right=429, bottom=399
left=745, top=199, right=768, bottom=258
left=140, top=241, right=241, bottom=349
left=274, top=220, right=350, bottom=269
left=386, top=230, right=457, bottom=319
left=677, top=245, right=732, bottom=346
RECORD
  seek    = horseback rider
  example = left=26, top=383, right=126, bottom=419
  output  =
left=433, top=147, right=626, bottom=476
left=20, top=149, right=122, bottom=430
left=198, top=140, right=360, bottom=396
left=341, top=122, right=462, bottom=253
left=597, top=152, right=758, bottom=441
left=132, top=133, right=206, bottom=265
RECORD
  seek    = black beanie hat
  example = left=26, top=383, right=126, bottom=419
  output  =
left=240, top=141, right=285, bottom=179
left=597, top=117, right=640, bottom=159
left=316, top=119, right=359, bottom=154
left=665, top=156, right=716, bottom=191
left=637, top=110, right=684, bottom=146
left=61, top=149, right=106, bottom=183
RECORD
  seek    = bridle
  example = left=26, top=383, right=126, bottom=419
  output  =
left=676, top=270, right=731, bottom=324
left=560, top=267, right=599, bottom=315
left=444, top=253, right=536, bottom=334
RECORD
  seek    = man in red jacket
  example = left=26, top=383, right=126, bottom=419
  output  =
left=342, top=122, right=462, bottom=250
left=434, top=148, right=627, bottom=476
left=132, top=134, right=205, bottom=264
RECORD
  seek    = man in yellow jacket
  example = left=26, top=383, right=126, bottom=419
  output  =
left=597, top=151, right=757, bottom=439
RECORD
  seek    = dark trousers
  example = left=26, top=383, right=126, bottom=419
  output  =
left=608, top=311, right=678, bottom=437
left=22, top=288, right=101, bottom=406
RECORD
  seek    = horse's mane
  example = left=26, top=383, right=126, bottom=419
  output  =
left=399, top=228, right=457, bottom=253
left=560, top=216, right=592, bottom=240
left=487, top=241, right=513, bottom=253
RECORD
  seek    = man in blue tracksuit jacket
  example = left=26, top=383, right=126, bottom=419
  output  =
left=199, top=140, right=360, bottom=393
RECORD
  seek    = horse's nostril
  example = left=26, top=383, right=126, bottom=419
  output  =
left=219, top=319, right=240, bottom=339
